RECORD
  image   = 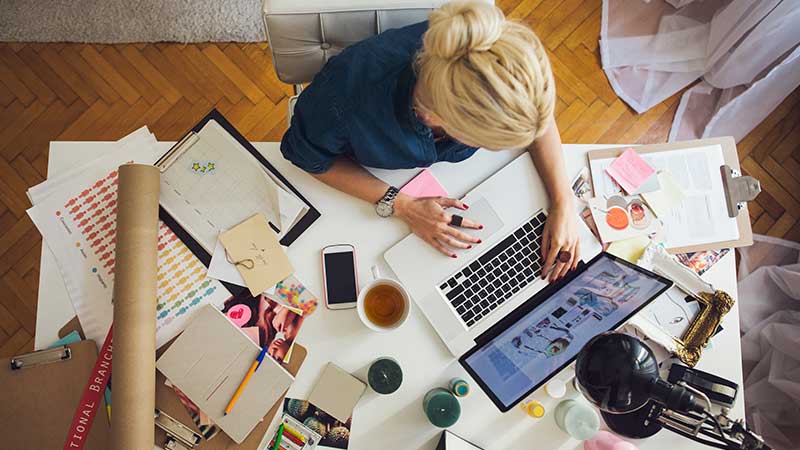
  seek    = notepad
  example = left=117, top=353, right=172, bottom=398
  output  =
left=307, top=363, right=366, bottom=423
left=400, top=169, right=449, bottom=198
left=605, top=148, right=659, bottom=195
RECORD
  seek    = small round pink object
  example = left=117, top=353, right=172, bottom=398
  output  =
left=584, top=431, right=637, bottom=450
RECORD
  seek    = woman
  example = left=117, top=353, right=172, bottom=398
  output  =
left=281, top=1, right=579, bottom=281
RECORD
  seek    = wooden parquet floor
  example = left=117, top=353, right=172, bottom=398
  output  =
left=0, top=1, right=798, bottom=357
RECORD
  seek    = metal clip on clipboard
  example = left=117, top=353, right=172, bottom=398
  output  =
left=155, top=409, right=202, bottom=450
left=721, top=165, right=761, bottom=218
left=10, top=346, right=71, bottom=370
left=155, top=132, right=200, bottom=173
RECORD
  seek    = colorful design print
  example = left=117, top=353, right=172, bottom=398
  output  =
left=675, top=249, right=730, bottom=276
left=271, top=275, right=319, bottom=315
left=191, top=161, right=216, bottom=175
left=60, top=165, right=223, bottom=340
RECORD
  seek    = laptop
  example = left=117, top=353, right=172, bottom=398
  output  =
left=460, top=252, right=672, bottom=411
left=385, top=152, right=603, bottom=356
left=436, top=430, right=484, bottom=450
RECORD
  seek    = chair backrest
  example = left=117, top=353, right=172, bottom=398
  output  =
left=262, top=0, right=488, bottom=85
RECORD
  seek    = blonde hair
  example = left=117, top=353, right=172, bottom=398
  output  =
left=416, top=1, right=555, bottom=149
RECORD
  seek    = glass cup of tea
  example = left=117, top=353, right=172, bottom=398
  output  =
left=356, top=266, right=410, bottom=332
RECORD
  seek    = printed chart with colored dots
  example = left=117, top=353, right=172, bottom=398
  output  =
left=28, top=129, right=231, bottom=349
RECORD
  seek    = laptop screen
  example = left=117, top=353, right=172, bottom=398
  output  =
left=460, top=253, right=671, bottom=411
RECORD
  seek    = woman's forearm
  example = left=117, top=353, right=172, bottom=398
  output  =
left=528, top=116, right=573, bottom=208
left=312, top=157, right=390, bottom=204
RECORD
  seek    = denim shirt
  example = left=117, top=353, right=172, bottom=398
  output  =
left=280, top=21, right=478, bottom=174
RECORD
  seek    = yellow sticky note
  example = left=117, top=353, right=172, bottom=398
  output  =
left=607, top=235, right=651, bottom=263
left=642, top=171, right=685, bottom=218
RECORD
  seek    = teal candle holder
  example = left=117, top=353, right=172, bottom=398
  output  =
left=368, top=357, right=403, bottom=395
left=423, top=388, right=461, bottom=428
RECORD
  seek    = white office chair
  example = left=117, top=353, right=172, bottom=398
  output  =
left=261, top=0, right=492, bottom=123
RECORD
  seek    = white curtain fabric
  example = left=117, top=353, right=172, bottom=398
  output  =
left=600, top=0, right=800, bottom=142
left=737, top=235, right=800, bottom=450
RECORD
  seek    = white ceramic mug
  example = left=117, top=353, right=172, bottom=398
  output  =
left=356, top=265, right=410, bottom=332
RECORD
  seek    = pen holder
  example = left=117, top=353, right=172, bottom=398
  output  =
left=423, top=388, right=461, bottom=428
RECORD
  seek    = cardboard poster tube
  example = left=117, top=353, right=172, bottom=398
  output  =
left=111, top=164, right=160, bottom=450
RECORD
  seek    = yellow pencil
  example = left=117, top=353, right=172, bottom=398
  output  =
left=282, top=424, right=305, bottom=442
left=224, top=346, right=269, bottom=415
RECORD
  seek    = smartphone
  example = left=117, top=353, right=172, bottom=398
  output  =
left=322, top=244, right=358, bottom=310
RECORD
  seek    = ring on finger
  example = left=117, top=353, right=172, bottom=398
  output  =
left=450, top=214, right=464, bottom=227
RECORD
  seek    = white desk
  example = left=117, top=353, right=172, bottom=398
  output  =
left=36, top=142, right=744, bottom=450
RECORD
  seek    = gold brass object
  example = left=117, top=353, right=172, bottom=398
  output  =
left=673, top=290, right=734, bottom=367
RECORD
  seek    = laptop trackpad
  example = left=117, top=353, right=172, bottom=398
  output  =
left=453, top=197, right=503, bottom=253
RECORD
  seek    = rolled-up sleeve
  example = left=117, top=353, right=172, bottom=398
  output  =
left=280, top=78, right=348, bottom=174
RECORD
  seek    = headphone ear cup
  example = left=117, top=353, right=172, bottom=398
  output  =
left=600, top=400, right=663, bottom=439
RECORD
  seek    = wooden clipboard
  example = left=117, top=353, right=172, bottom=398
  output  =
left=587, top=137, right=753, bottom=254
left=58, top=318, right=306, bottom=450
left=155, top=109, right=321, bottom=297
left=0, top=339, right=111, bottom=450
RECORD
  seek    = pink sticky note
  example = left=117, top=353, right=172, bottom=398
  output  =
left=400, top=169, right=449, bottom=198
left=605, top=148, right=656, bottom=194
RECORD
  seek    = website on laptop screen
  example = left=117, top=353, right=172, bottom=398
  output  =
left=462, top=255, right=670, bottom=409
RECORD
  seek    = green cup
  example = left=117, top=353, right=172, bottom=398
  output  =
left=423, top=388, right=461, bottom=428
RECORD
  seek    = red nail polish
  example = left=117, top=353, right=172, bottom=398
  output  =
left=451, top=254, right=457, bottom=258
left=479, top=225, right=484, bottom=230
left=477, top=239, right=482, bottom=243
left=463, top=204, right=469, bottom=210
left=468, top=245, right=473, bottom=249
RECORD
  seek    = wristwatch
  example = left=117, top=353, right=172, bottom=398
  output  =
left=376, top=186, right=399, bottom=218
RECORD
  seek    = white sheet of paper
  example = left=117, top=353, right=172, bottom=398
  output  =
left=590, top=145, right=738, bottom=249
left=642, top=171, right=686, bottom=217
left=207, top=235, right=277, bottom=295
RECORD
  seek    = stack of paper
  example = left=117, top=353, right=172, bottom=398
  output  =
left=26, top=127, right=230, bottom=349
left=588, top=145, right=738, bottom=250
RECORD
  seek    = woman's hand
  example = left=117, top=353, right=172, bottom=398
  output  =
left=394, top=194, right=482, bottom=258
left=541, top=200, right=580, bottom=282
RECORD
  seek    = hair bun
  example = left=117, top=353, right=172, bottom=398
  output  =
left=425, top=1, right=505, bottom=62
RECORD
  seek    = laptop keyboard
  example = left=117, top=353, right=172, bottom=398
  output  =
left=439, top=211, right=547, bottom=328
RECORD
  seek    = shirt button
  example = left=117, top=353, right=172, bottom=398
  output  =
left=320, top=42, right=331, bottom=50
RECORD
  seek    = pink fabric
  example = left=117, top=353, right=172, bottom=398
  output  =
left=737, top=235, right=800, bottom=450
left=601, top=0, right=800, bottom=142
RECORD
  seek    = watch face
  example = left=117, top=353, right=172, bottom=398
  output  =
left=376, top=201, right=393, bottom=217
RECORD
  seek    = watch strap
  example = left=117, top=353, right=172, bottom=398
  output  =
left=381, top=186, right=399, bottom=204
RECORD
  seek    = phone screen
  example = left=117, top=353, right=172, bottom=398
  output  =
left=324, top=251, right=357, bottom=304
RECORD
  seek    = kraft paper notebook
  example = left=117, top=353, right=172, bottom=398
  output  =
left=156, top=305, right=294, bottom=444
left=0, top=340, right=110, bottom=450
